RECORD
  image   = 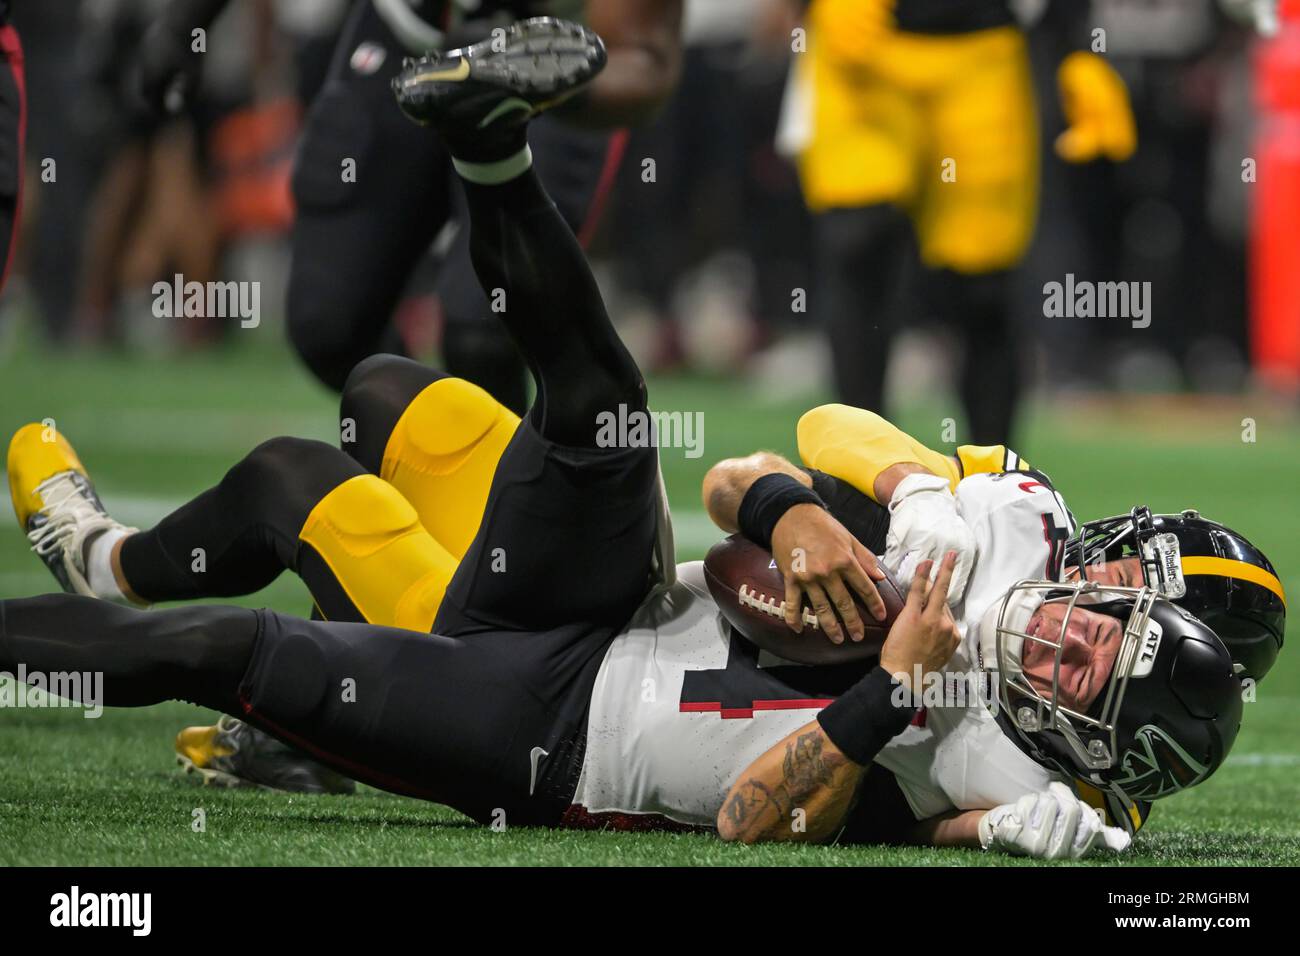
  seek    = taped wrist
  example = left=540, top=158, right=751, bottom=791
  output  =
left=817, top=666, right=917, bottom=766
left=737, top=473, right=825, bottom=551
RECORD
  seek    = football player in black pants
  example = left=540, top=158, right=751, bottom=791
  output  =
left=138, top=0, right=682, bottom=412
left=7, top=20, right=660, bottom=820
left=2, top=24, right=1245, bottom=853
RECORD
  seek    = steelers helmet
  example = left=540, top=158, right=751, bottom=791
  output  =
left=1065, top=507, right=1285, bottom=681
left=983, top=580, right=1243, bottom=832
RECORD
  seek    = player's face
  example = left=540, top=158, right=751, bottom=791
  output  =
left=1020, top=602, right=1123, bottom=713
left=1064, top=556, right=1142, bottom=589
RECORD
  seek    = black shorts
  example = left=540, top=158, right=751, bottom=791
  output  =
left=807, top=469, right=890, bottom=555
left=239, top=424, right=661, bottom=826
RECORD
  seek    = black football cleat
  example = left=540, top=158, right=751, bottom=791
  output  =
left=392, top=16, right=606, bottom=161
left=176, top=717, right=356, bottom=795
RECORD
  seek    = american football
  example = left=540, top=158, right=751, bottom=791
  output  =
left=703, top=534, right=905, bottom=664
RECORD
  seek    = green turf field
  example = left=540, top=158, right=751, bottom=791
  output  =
left=1, top=339, right=1297, bottom=866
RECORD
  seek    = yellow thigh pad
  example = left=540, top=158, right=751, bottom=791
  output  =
left=380, top=376, right=520, bottom=560
left=298, top=474, right=457, bottom=631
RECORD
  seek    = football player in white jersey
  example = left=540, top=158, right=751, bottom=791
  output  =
left=704, top=402, right=1283, bottom=686
left=2, top=28, right=1246, bottom=860
left=567, top=446, right=1240, bottom=857
left=696, top=418, right=1271, bottom=843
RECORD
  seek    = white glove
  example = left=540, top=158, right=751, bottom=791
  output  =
left=978, top=782, right=1133, bottom=860
left=885, top=472, right=976, bottom=606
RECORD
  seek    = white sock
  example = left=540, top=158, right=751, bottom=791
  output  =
left=84, top=527, right=135, bottom=605
left=452, top=145, right=533, bottom=185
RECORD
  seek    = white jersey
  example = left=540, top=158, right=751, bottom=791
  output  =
left=568, top=471, right=1076, bottom=830
left=872, top=471, right=1075, bottom=818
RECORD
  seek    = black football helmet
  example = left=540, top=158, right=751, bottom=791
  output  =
left=1064, top=507, right=1286, bottom=681
left=981, top=580, right=1243, bottom=833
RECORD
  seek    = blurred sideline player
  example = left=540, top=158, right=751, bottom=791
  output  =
left=138, top=0, right=683, bottom=410
left=0, top=22, right=1241, bottom=850
left=785, top=0, right=1137, bottom=443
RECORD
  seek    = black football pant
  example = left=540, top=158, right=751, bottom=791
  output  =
left=0, top=586, right=602, bottom=824
left=4, top=160, right=656, bottom=824
left=816, top=203, right=1022, bottom=445
left=123, top=162, right=648, bottom=612
left=117, top=358, right=440, bottom=614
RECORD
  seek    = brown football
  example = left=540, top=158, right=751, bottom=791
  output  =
left=702, top=534, right=906, bottom=666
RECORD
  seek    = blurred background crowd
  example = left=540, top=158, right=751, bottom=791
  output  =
left=0, top=0, right=1292, bottom=440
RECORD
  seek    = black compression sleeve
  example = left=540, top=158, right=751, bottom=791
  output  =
left=817, top=666, right=917, bottom=767
left=806, top=469, right=891, bottom=554
left=120, top=438, right=364, bottom=606
left=462, top=169, right=646, bottom=448
left=737, top=473, right=826, bottom=551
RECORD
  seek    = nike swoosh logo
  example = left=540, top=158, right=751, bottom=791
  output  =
left=528, top=746, right=548, bottom=796
left=412, top=59, right=471, bottom=83
left=478, top=96, right=533, bottom=129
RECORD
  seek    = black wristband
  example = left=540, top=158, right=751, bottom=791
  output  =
left=737, top=473, right=826, bottom=551
left=817, top=666, right=917, bottom=766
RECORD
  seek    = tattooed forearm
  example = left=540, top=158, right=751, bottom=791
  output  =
left=717, top=724, right=864, bottom=844
left=722, top=780, right=787, bottom=834
left=783, top=729, right=845, bottom=794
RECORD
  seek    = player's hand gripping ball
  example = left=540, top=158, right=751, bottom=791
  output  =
left=704, top=535, right=906, bottom=665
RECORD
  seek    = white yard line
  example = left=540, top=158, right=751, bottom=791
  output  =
left=46, top=410, right=332, bottom=455
left=1225, top=753, right=1300, bottom=767
left=87, top=493, right=189, bottom=528
left=7, top=493, right=730, bottom=556
left=666, top=509, right=728, bottom=555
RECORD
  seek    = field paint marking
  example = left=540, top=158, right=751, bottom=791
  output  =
left=0, top=571, right=50, bottom=590
left=670, top=509, right=730, bottom=553
left=1225, top=753, right=1300, bottom=767
left=5, top=493, right=731, bottom=555
left=88, top=493, right=187, bottom=528
left=46, top=409, right=332, bottom=455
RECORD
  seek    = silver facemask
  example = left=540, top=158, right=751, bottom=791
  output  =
left=978, top=579, right=1161, bottom=774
